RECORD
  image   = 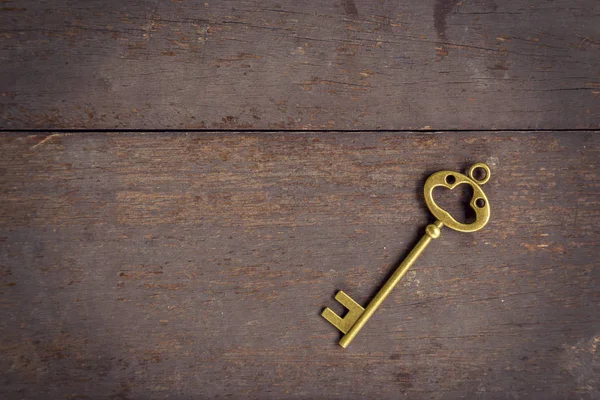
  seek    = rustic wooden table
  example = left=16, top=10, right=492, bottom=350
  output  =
left=1, top=1, right=599, bottom=399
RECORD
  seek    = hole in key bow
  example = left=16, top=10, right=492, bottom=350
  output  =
left=433, top=183, right=476, bottom=224
left=445, top=174, right=456, bottom=185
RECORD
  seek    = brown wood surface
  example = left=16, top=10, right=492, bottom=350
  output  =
left=1, top=0, right=599, bottom=130
left=1, top=131, right=598, bottom=399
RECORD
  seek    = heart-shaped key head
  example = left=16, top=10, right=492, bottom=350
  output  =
left=424, top=163, right=491, bottom=233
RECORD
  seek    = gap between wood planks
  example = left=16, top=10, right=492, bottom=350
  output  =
left=1, top=128, right=598, bottom=134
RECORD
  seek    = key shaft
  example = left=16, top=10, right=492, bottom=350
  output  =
left=338, top=220, right=444, bottom=348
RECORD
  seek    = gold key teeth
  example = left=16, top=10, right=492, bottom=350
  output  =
left=322, top=291, right=365, bottom=334
left=335, top=291, right=364, bottom=314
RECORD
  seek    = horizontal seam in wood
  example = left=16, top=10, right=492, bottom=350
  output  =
left=1, top=128, right=598, bottom=134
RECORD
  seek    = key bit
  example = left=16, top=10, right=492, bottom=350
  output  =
left=322, top=291, right=365, bottom=334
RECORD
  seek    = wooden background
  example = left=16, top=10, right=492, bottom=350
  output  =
left=1, top=0, right=599, bottom=130
left=1, top=1, right=599, bottom=399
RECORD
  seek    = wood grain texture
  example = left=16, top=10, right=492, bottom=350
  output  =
left=1, top=0, right=599, bottom=130
left=0, top=131, right=598, bottom=399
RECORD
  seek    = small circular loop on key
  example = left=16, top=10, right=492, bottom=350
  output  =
left=468, top=163, right=490, bottom=185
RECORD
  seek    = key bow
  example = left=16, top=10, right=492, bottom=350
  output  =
left=424, top=162, right=491, bottom=233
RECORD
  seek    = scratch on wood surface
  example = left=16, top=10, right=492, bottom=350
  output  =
left=30, top=133, right=61, bottom=149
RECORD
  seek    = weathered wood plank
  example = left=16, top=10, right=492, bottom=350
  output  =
left=0, top=131, right=598, bottom=399
left=1, top=0, right=598, bottom=130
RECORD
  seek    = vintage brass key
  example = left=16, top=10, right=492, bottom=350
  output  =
left=322, top=163, right=492, bottom=348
